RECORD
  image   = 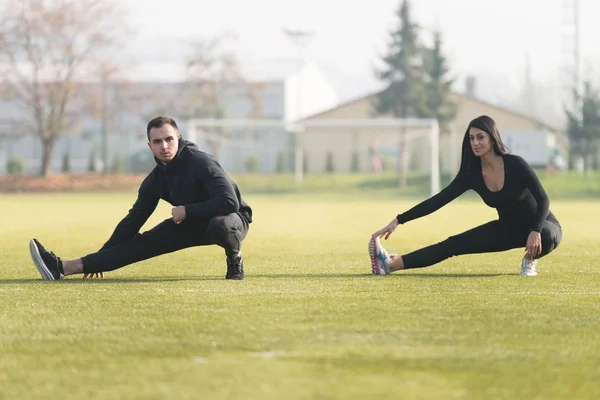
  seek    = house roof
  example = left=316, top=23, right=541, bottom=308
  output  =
left=303, top=90, right=564, bottom=132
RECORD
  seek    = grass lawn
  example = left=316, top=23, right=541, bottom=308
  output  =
left=0, top=192, right=598, bottom=399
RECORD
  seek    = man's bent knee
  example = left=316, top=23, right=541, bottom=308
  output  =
left=206, top=214, right=244, bottom=242
left=207, top=216, right=230, bottom=236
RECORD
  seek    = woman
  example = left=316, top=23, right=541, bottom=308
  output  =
left=369, top=115, right=562, bottom=276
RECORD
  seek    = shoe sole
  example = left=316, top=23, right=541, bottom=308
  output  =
left=29, top=239, right=55, bottom=281
left=520, top=271, right=537, bottom=276
left=369, top=237, right=383, bottom=275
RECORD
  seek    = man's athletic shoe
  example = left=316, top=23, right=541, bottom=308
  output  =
left=520, top=257, right=538, bottom=276
left=226, top=253, right=244, bottom=280
left=29, top=239, right=64, bottom=280
left=369, top=237, right=393, bottom=275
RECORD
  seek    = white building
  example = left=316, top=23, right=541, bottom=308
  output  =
left=0, top=61, right=340, bottom=175
left=284, top=62, right=338, bottom=122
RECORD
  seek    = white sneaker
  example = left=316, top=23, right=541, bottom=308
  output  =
left=520, top=257, right=537, bottom=276
left=369, top=237, right=393, bottom=275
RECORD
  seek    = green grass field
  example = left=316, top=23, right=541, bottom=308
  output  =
left=1, top=192, right=599, bottom=399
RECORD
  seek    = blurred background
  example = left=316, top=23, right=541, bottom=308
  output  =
left=0, top=0, right=597, bottom=195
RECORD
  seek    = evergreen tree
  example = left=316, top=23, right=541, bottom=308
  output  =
left=566, top=81, right=600, bottom=173
left=350, top=151, right=360, bottom=173
left=61, top=152, right=71, bottom=173
left=374, top=0, right=430, bottom=186
left=325, top=152, right=335, bottom=173
left=87, top=151, right=96, bottom=173
left=245, top=155, right=260, bottom=173
left=303, top=152, right=309, bottom=174
left=275, top=151, right=285, bottom=174
left=423, top=30, right=458, bottom=135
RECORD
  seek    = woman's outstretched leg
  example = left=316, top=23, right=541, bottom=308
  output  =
left=371, top=220, right=525, bottom=273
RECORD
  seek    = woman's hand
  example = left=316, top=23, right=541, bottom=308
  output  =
left=525, top=231, right=542, bottom=260
left=371, top=218, right=399, bottom=240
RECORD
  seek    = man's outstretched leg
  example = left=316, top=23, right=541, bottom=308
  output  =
left=30, top=239, right=103, bottom=280
left=29, top=219, right=197, bottom=280
left=29, top=213, right=249, bottom=280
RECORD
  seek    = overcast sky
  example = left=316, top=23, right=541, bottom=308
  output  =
left=121, top=0, right=600, bottom=108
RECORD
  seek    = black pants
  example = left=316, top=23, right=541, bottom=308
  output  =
left=81, top=213, right=249, bottom=274
left=402, top=218, right=562, bottom=269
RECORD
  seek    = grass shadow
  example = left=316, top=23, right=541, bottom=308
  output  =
left=0, top=273, right=514, bottom=285
left=249, top=273, right=376, bottom=279
left=0, top=276, right=224, bottom=285
left=235, top=273, right=514, bottom=279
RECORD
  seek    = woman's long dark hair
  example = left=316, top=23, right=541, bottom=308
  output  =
left=457, top=115, right=509, bottom=176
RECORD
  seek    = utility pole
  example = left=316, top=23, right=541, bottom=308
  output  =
left=562, top=0, right=582, bottom=111
left=562, top=0, right=582, bottom=170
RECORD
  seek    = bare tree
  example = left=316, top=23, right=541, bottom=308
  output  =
left=95, top=62, right=120, bottom=174
left=0, top=0, right=128, bottom=176
left=186, top=34, right=245, bottom=161
left=246, top=82, right=269, bottom=119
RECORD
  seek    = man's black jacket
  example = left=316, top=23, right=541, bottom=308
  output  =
left=100, top=138, right=252, bottom=250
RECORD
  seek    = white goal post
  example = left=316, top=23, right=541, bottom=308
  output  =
left=186, top=118, right=441, bottom=196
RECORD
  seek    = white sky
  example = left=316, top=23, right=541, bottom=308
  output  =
left=122, top=0, right=600, bottom=106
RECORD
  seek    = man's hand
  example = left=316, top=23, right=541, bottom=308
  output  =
left=371, top=218, right=399, bottom=240
left=83, top=272, right=104, bottom=279
left=525, top=231, right=542, bottom=260
left=172, top=206, right=186, bottom=224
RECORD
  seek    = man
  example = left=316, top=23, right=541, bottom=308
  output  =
left=29, top=116, right=252, bottom=280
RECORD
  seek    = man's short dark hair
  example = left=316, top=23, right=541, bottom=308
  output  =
left=147, top=116, right=179, bottom=140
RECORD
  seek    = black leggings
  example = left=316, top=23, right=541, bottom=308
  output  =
left=402, top=219, right=562, bottom=269
left=81, top=213, right=249, bottom=274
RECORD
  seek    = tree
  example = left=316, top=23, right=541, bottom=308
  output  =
left=0, top=0, right=128, bottom=177
left=112, top=152, right=123, bottom=174
left=6, top=157, right=24, bottom=175
left=98, top=63, right=120, bottom=175
left=325, top=152, right=335, bottom=173
left=87, top=150, right=97, bottom=173
left=61, top=152, right=70, bottom=173
left=275, top=151, right=285, bottom=173
left=79, top=62, right=121, bottom=175
left=303, top=152, right=309, bottom=174
left=565, top=81, right=600, bottom=173
left=244, top=155, right=260, bottom=173
left=350, top=151, right=360, bottom=173
left=185, top=34, right=244, bottom=162
left=423, top=30, right=458, bottom=135
left=374, top=0, right=430, bottom=187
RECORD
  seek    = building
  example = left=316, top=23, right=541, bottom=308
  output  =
left=300, top=88, right=565, bottom=175
left=0, top=62, right=338, bottom=175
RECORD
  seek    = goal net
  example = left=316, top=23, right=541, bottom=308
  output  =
left=186, top=118, right=441, bottom=196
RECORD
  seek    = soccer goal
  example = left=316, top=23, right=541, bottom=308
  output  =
left=186, top=117, right=441, bottom=196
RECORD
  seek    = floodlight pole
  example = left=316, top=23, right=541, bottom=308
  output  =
left=283, top=28, right=314, bottom=184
